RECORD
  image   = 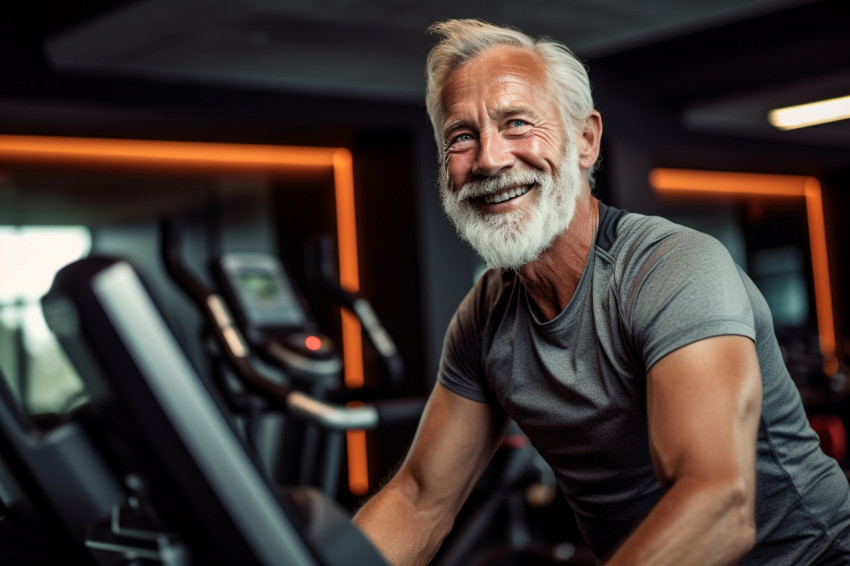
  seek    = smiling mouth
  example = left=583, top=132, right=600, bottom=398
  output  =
left=478, top=184, right=535, bottom=205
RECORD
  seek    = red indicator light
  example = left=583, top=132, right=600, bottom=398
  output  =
left=304, top=335, right=322, bottom=351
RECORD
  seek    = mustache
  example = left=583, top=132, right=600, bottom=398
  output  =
left=454, top=169, right=550, bottom=201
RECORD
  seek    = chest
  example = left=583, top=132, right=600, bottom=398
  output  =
left=481, top=289, right=648, bottom=465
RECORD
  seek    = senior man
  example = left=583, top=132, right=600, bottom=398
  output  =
left=354, top=19, right=850, bottom=566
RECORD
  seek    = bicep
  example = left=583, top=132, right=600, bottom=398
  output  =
left=396, top=382, right=508, bottom=513
left=647, top=335, right=762, bottom=489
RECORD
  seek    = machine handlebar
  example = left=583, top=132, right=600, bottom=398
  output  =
left=160, top=215, right=423, bottom=431
left=307, top=236, right=405, bottom=389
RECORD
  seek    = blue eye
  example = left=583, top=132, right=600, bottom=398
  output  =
left=449, top=133, right=474, bottom=146
left=510, top=120, right=526, bottom=128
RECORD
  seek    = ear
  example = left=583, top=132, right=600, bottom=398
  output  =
left=577, top=110, right=602, bottom=171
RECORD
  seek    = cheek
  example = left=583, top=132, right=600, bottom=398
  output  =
left=515, top=136, right=562, bottom=172
left=446, top=153, right=474, bottom=188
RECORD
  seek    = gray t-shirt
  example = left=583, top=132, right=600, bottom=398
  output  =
left=439, top=203, right=850, bottom=563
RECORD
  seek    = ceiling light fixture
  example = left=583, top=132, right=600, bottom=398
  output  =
left=768, top=94, right=850, bottom=130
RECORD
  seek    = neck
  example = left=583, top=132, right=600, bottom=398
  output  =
left=518, top=190, right=599, bottom=321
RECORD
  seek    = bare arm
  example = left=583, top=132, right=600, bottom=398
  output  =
left=606, top=335, right=762, bottom=566
left=353, top=382, right=508, bottom=566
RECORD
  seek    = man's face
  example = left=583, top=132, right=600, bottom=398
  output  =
left=439, top=45, right=584, bottom=270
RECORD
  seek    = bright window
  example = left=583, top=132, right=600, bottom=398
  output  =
left=0, top=226, right=91, bottom=415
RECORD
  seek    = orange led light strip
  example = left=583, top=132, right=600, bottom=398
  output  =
left=0, top=134, right=371, bottom=493
left=650, top=168, right=837, bottom=375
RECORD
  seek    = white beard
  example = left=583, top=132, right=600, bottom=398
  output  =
left=440, top=141, right=583, bottom=270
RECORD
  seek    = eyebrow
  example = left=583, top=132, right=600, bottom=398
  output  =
left=442, top=119, right=466, bottom=140
left=490, top=105, right=540, bottom=121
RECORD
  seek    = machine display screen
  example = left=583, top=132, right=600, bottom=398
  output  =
left=234, top=271, right=280, bottom=302
left=229, top=265, right=307, bottom=329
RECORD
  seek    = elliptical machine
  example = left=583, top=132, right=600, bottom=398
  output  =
left=160, top=213, right=422, bottom=499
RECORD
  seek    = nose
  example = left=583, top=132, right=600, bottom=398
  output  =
left=473, top=132, right=515, bottom=177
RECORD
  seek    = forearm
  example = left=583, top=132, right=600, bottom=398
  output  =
left=353, top=478, right=454, bottom=566
left=352, top=384, right=505, bottom=565
left=605, top=477, right=756, bottom=566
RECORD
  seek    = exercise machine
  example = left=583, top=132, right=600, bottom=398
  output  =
left=0, top=368, right=120, bottom=565
left=36, top=255, right=395, bottom=565
left=160, top=215, right=420, bottom=497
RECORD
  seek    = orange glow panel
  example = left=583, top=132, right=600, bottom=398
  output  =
left=345, top=402, right=370, bottom=496
left=0, top=134, right=371, bottom=492
left=649, top=168, right=808, bottom=197
left=650, top=168, right=837, bottom=374
left=332, top=148, right=367, bottom=390
left=803, top=180, right=838, bottom=375
left=330, top=149, right=369, bottom=492
left=0, top=134, right=337, bottom=169
left=341, top=311, right=365, bottom=389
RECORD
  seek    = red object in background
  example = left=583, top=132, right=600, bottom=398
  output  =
left=809, top=414, right=847, bottom=463
left=304, top=335, right=322, bottom=351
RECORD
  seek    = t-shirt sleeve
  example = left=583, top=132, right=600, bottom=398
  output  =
left=437, top=280, right=492, bottom=403
left=621, top=227, right=756, bottom=372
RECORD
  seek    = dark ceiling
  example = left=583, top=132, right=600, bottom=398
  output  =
left=1, top=0, right=849, bottom=150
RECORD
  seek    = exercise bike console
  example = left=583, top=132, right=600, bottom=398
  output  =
left=216, top=253, right=307, bottom=333
left=213, top=252, right=341, bottom=381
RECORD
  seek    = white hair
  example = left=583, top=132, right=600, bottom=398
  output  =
left=425, top=19, right=598, bottom=186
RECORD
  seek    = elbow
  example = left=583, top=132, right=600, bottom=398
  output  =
left=724, top=478, right=757, bottom=557
left=735, top=510, right=757, bottom=558
left=395, top=472, right=458, bottom=546
left=731, top=520, right=756, bottom=562
left=733, top=514, right=756, bottom=558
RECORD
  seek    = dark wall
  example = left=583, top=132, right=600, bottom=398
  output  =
left=823, top=169, right=850, bottom=363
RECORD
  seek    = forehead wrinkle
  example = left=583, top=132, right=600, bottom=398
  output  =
left=440, top=46, right=556, bottom=139
left=479, top=47, right=556, bottom=120
left=488, top=104, right=541, bottom=121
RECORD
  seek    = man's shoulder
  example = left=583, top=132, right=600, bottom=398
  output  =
left=608, top=210, right=723, bottom=264
left=613, top=210, right=691, bottom=247
left=603, top=210, right=734, bottom=303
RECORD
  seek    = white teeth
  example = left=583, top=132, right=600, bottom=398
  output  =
left=482, top=184, right=532, bottom=204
